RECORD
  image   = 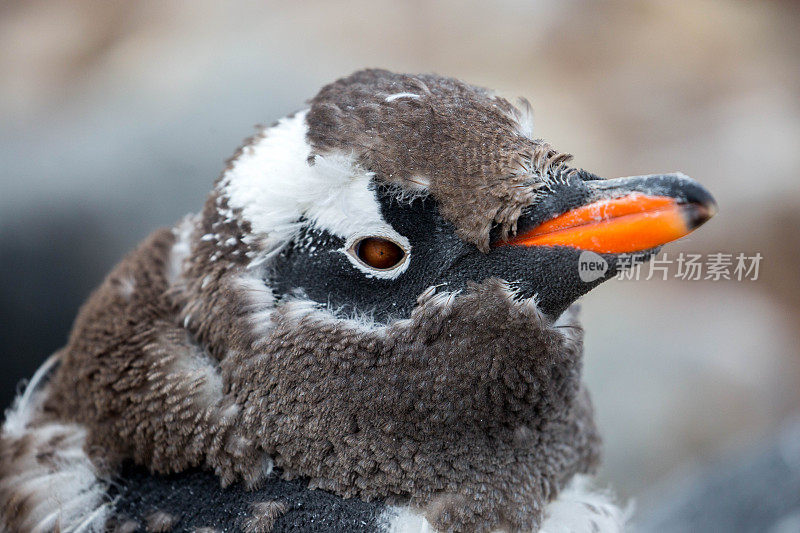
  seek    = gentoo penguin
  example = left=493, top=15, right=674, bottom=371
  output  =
left=0, top=69, right=716, bottom=533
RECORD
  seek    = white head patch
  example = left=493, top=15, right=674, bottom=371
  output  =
left=219, top=111, right=410, bottom=272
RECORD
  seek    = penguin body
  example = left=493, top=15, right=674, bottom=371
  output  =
left=0, top=69, right=715, bottom=532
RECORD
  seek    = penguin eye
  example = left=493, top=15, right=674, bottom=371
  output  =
left=352, top=237, right=406, bottom=270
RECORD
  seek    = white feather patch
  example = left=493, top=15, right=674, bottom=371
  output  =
left=3, top=354, right=59, bottom=438
left=538, top=475, right=629, bottom=533
left=1, top=356, right=109, bottom=532
left=220, top=111, right=404, bottom=257
left=166, top=214, right=197, bottom=285
left=385, top=92, right=422, bottom=102
left=381, top=474, right=628, bottom=533
left=233, top=272, right=278, bottom=345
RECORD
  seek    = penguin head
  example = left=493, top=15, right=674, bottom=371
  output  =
left=169, top=70, right=718, bottom=528
left=208, top=69, right=716, bottom=322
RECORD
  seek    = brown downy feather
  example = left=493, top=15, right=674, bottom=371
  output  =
left=10, top=69, right=602, bottom=533
left=307, top=69, right=574, bottom=251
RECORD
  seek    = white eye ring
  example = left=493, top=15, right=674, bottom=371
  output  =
left=341, top=232, right=411, bottom=280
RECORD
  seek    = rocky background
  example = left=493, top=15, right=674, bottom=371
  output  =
left=2, top=1, right=799, bottom=530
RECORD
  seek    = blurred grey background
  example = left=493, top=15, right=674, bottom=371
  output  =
left=1, top=1, right=799, bottom=530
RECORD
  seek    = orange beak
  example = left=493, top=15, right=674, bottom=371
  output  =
left=502, top=192, right=716, bottom=254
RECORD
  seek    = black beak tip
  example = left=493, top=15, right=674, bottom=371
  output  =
left=680, top=178, right=718, bottom=230
left=684, top=201, right=716, bottom=230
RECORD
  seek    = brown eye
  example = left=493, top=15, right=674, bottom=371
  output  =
left=354, top=237, right=406, bottom=270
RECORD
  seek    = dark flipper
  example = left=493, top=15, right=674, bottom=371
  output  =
left=109, top=464, right=388, bottom=532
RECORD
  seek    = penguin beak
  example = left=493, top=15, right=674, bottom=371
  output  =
left=502, top=173, right=717, bottom=254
